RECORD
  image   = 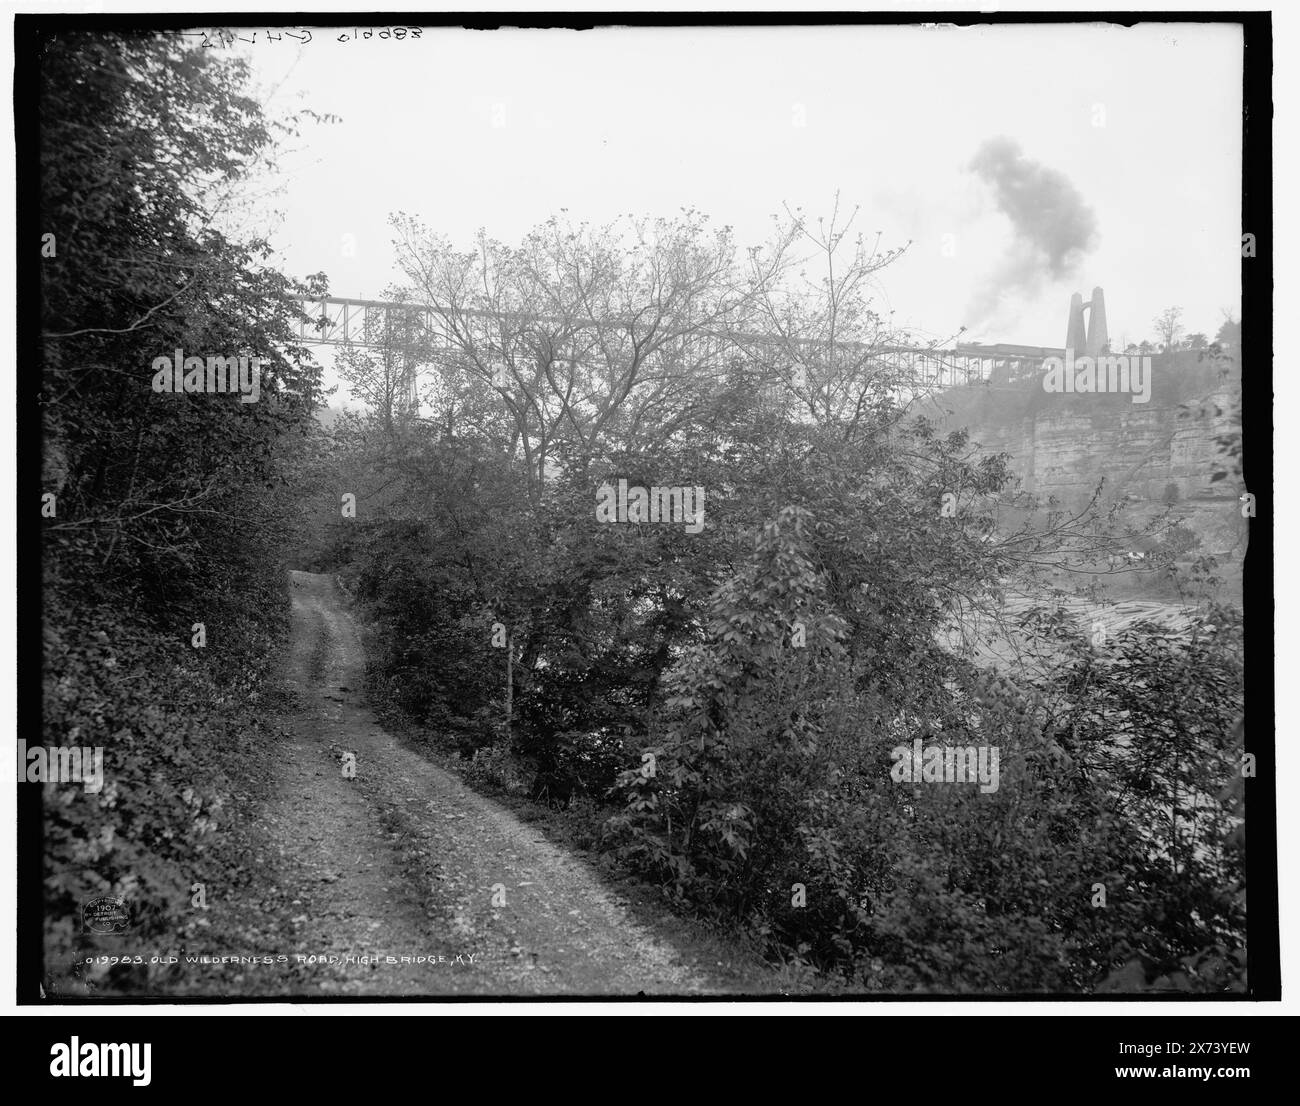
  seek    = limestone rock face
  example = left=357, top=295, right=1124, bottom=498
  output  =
left=925, top=353, right=1245, bottom=569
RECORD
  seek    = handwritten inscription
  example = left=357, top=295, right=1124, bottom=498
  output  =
left=166, top=27, right=423, bottom=48
left=336, top=28, right=423, bottom=42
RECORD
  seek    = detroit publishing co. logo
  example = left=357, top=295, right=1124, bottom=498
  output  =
left=82, top=896, right=130, bottom=935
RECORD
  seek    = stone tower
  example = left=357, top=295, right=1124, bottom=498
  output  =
left=1086, top=287, right=1108, bottom=355
left=1066, top=291, right=1087, bottom=353
left=1065, top=287, right=1108, bottom=355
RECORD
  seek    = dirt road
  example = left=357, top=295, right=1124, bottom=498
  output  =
left=247, top=570, right=718, bottom=996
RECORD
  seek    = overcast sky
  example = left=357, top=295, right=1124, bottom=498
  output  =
left=235, top=21, right=1242, bottom=364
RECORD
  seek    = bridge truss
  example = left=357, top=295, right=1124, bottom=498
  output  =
left=291, top=295, right=1051, bottom=416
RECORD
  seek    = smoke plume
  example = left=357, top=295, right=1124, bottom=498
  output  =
left=966, top=136, right=1099, bottom=328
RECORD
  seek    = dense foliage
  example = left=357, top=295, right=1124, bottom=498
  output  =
left=38, top=32, right=324, bottom=988
left=34, top=35, right=1246, bottom=994
left=312, top=206, right=1246, bottom=992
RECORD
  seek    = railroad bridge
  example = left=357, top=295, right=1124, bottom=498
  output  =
left=290, top=295, right=1058, bottom=415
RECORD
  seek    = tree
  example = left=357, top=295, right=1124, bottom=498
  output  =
left=389, top=209, right=794, bottom=507
left=1153, top=306, right=1185, bottom=353
left=38, top=30, right=326, bottom=988
left=1214, top=314, right=1241, bottom=352
left=41, top=32, right=327, bottom=600
left=743, top=194, right=918, bottom=432
left=320, top=196, right=1244, bottom=992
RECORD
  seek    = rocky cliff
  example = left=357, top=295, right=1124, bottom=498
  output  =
left=921, top=350, right=1247, bottom=566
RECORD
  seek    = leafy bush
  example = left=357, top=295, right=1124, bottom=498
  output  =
left=602, top=507, right=1245, bottom=991
left=461, top=745, right=534, bottom=797
left=43, top=566, right=294, bottom=991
